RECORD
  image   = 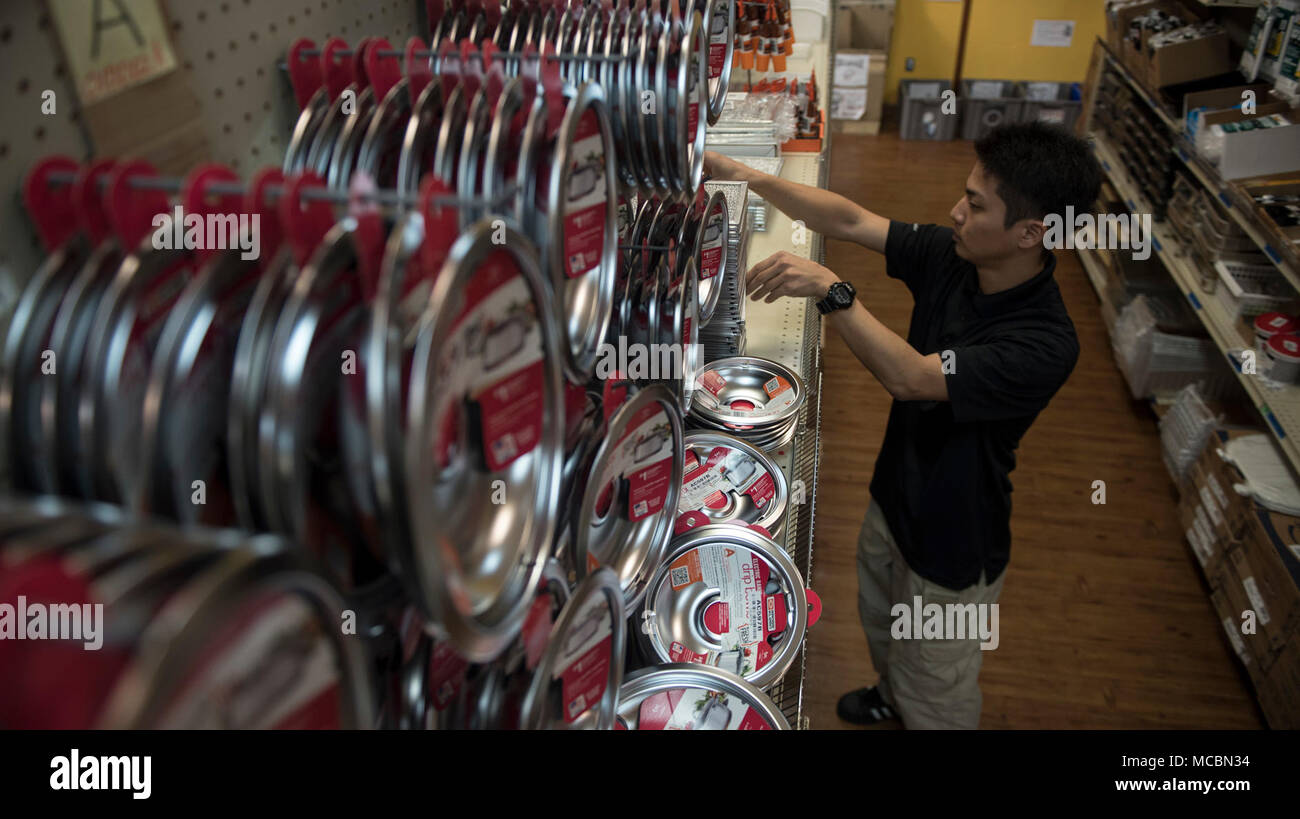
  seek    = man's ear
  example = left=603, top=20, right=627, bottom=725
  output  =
left=1018, top=219, right=1045, bottom=250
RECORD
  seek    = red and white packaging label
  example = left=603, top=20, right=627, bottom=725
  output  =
left=156, top=594, right=341, bottom=729
left=678, top=446, right=777, bottom=513
left=760, top=375, right=798, bottom=414
left=660, top=687, right=772, bottom=730
left=699, top=212, right=725, bottom=281
left=598, top=403, right=675, bottom=528
left=429, top=640, right=470, bottom=712
left=562, top=109, right=609, bottom=280
left=665, top=545, right=781, bottom=677
left=431, top=254, right=544, bottom=472
left=697, top=369, right=727, bottom=397
left=553, top=592, right=613, bottom=724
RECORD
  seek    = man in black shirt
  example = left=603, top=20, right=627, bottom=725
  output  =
left=704, top=123, right=1100, bottom=729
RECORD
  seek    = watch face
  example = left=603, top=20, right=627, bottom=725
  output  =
left=833, top=283, right=853, bottom=308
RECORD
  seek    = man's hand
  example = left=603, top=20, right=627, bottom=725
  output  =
left=745, top=251, right=840, bottom=303
left=703, top=150, right=754, bottom=183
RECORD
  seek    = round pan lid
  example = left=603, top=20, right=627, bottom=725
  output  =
left=575, top=383, right=684, bottom=611
left=546, top=81, right=619, bottom=384
left=97, top=539, right=377, bottom=729
left=680, top=430, right=789, bottom=535
left=42, top=240, right=123, bottom=498
left=638, top=523, right=811, bottom=690
left=518, top=567, right=626, bottom=729
left=0, top=235, right=89, bottom=493
left=615, top=663, right=788, bottom=730
left=405, top=217, right=565, bottom=662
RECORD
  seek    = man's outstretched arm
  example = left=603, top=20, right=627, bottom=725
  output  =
left=745, top=251, right=948, bottom=402
left=704, top=151, right=891, bottom=254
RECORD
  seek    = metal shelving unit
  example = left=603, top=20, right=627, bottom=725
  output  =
left=736, top=27, right=833, bottom=731
left=1091, top=41, right=1300, bottom=292
left=1089, top=130, right=1300, bottom=475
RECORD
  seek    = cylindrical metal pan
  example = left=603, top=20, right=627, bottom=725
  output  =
left=574, top=384, right=683, bottom=612
left=519, top=568, right=626, bottom=730
left=0, top=234, right=89, bottom=493
left=680, top=431, right=788, bottom=535
left=690, top=356, right=805, bottom=427
left=545, top=82, right=618, bottom=384
left=615, top=663, right=789, bottom=729
left=404, top=218, right=565, bottom=663
left=638, top=523, right=810, bottom=690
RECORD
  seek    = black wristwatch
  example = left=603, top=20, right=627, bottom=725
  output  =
left=816, top=281, right=856, bottom=314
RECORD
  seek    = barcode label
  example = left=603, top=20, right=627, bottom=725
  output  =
left=671, top=566, right=691, bottom=587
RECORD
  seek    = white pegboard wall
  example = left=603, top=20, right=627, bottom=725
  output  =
left=0, top=0, right=423, bottom=297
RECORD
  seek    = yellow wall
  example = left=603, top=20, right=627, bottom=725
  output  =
left=883, top=0, right=1107, bottom=104
left=960, top=0, right=1106, bottom=82
left=884, top=0, right=965, bottom=105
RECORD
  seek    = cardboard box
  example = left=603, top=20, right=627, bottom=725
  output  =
left=831, top=1, right=893, bottom=132
left=1256, top=638, right=1300, bottom=729
left=1181, top=84, right=1279, bottom=125
left=1210, top=584, right=1264, bottom=685
left=1106, top=1, right=1163, bottom=53
left=1146, top=28, right=1236, bottom=89
left=1215, top=557, right=1280, bottom=680
left=1240, top=177, right=1300, bottom=246
left=1198, top=106, right=1300, bottom=180
left=1232, top=505, right=1300, bottom=652
left=1106, top=1, right=1188, bottom=72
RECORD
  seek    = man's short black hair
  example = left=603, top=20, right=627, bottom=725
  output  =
left=973, top=122, right=1102, bottom=229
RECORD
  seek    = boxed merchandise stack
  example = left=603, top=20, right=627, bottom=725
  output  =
left=831, top=0, right=893, bottom=135
left=1178, top=426, right=1300, bottom=728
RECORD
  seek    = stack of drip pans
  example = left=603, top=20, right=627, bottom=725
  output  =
left=687, top=356, right=804, bottom=452
left=699, top=180, right=750, bottom=362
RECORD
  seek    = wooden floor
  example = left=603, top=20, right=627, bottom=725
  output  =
left=799, top=130, right=1265, bottom=729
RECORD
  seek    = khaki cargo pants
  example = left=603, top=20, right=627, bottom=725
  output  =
left=856, top=500, right=1006, bottom=730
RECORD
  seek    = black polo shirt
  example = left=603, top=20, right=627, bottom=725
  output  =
left=867, top=220, right=1079, bottom=591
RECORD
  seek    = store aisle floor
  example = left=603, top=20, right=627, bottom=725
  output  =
left=800, top=131, right=1264, bottom=729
